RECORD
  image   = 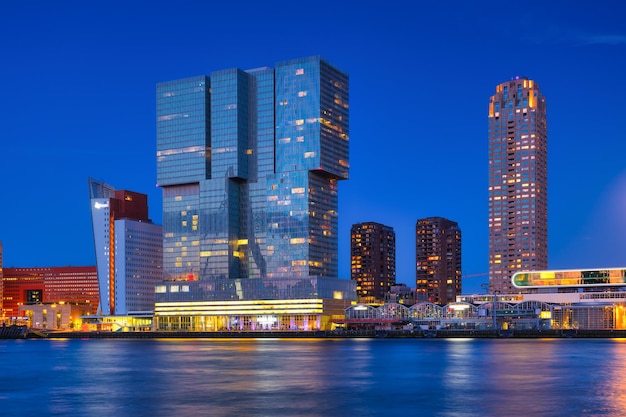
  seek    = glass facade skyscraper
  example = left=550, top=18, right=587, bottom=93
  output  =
left=156, top=56, right=349, bottom=283
left=488, top=77, right=547, bottom=294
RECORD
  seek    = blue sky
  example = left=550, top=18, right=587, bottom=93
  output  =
left=1, top=1, right=625, bottom=294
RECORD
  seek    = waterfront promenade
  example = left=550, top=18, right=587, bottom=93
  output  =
left=23, top=328, right=626, bottom=339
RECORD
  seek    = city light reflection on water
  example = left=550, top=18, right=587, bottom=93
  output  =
left=1, top=338, right=626, bottom=416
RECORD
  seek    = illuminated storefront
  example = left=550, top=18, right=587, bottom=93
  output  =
left=153, top=277, right=355, bottom=331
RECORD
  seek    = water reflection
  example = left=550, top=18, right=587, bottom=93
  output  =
left=1, top=338, right=626, bottom=416
left=594, top=339, right=626, bottom=415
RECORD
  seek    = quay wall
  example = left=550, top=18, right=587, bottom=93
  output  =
left=36, top=329, right=626, bottom=339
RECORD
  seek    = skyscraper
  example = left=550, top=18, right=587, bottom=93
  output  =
left=416, top=217, right=462, bottom=305
left=350, top=222, right=396, bottom=304
left=89, top=179, right=163, bottom=315
left=488, top=77, right=547, bottom=293
left=156, top=56, right=349, bottom=282
left=153, top=56, right=354, bottom=331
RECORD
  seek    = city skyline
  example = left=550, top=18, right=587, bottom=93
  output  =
left=1, top=2, right=625, bottom=294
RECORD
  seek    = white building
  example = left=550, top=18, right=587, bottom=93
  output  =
left=89, top=179, right=162, bottom=316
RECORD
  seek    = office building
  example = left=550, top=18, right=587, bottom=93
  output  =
left=416, top=217, right=462, bottom=305
left=2, top=266, right=99, bottom=318
left=488, top=77, right=547, bottom=293
left=157, top=56, right=348, bottom=281
left=89, top=179, right=163, bottom=315
left=154, top=56, right=355, bottom=331
left=350, top=222, right=396, bottom=304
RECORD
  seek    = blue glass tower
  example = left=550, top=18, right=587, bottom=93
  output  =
left=157, top=56, right=349, bottom=282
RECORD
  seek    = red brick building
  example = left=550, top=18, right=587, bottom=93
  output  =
left=2, top=266, right=98, bottom=317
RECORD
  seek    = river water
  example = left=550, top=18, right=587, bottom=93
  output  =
left=1, top=337, right=624, bottom=416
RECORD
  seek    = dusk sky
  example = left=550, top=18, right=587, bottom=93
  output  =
left=1, top=1, right=625, bottom=294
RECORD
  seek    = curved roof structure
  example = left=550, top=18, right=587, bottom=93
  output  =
left=512, top=268, right=626, bottom=289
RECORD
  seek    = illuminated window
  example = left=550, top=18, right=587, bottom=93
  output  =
left=296, top=68, right=304, bottom=75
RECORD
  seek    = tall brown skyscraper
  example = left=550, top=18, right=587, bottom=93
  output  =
left=488, top=77, right=547, bottom=293
left=416, top=217, right=462, bottom=305
left=350, top=222, right=396, bottom=304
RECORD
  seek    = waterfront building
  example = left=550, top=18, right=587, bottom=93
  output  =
left=0, top=242, right=3, bottom=319
left=350, top=222, right=396, bottom=304
left=457, top=267, right=626, bottom=330
left=488, top=77, right=548, bottom=293
left=17, top=303, right=76, bottom=331
left=340, top=268, right=626, bottom=331
left=2, top=266, right=99, bottom=318
left=154, top=56, right=355, bottom=331
left=89, top=179, right=163, bottom=316
left=415, top=217, right=462, bottom=305
left=154, top=277, right=354, bottom=331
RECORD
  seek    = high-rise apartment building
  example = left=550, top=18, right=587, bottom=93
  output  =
left=488, top=77, right=547, bottom=293
left=89, top=179, right=163, bottom=315
left=416, top=217, right=462, bottom=305
left=156, top=56, right=349, bottom=282
left=350, top=222, right=396, bottom=304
